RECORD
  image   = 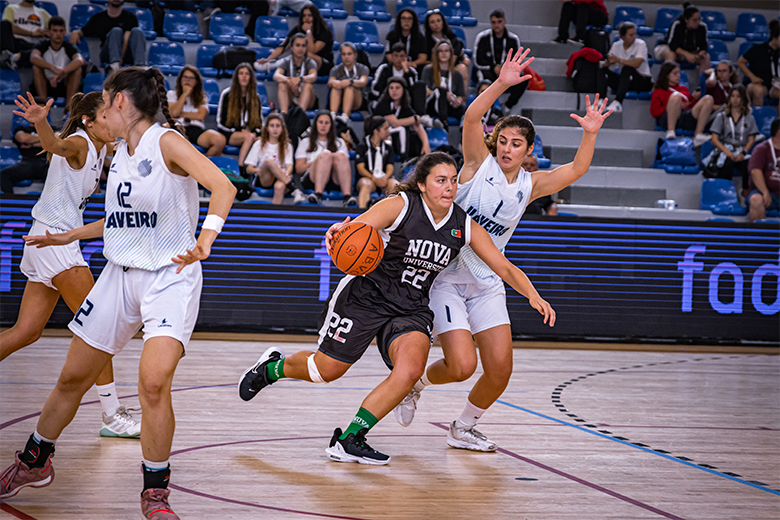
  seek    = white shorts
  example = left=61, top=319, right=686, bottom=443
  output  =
left=429, top=277, right=510, bottom=337
left=20, top=220, right=88, bottom=290
left=653, top=44, right=671, bottom=62
left=68, top=261, right=203, bottom=355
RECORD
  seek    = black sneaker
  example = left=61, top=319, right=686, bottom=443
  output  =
left=343, top=195, right=358, bottom=207
left=238, top=347, right=284, bottom=401
left=552, top=36, right=568, bottom=44
left=325, top=428, right=390, bottom=465
left=307, top=192, right=322, bottom=204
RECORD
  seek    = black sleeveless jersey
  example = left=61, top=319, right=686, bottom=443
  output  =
left=364, top=192, right=470, bottom=311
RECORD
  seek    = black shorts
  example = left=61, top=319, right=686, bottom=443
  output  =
left=185, top=125, right=207, bottom=144
left=657, top=110, right=697, bottom=132
left=317, top=276, right=433, bottom=370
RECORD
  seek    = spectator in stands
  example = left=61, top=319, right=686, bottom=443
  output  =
left=707, top=85, right=758, bottom=180
left=246, top=113, right=294, bottom=205
left=30, top=17, right=84, bottom=113
left=70, top=0, right=146, bottom=72
left=295, top=111, right=354, bottom=206
left=474, top=10, right=525, bottom=111
left=704, top=61, right=739, bottom=111
left=217, top=63, right=264, bottom=168
left=168, top=66, right=226, bottom=157
left=651, top=62, right=714, bottom=147
left=255, top=3, right=334, bottom=76
left=371, top=43, right=419, bottom=106
left=597, top=22, right=652, bottom=114
left=385, top=8, right=427, bottom=71
left=423, top=9, right=469, bottom=82
left=522, top=155, right=558, bottom=216
left=0, top=0, right=50, bottom=70
left=737, top=19, right=780, bottom=108
left=474, top=80, right=504, bottom=131
left=747, top=118, right=780, bottom=223
left=653, top=2, right=709, bottom=72
left=274, top=33, right=318, bottom=115
left=0, top=119, right=47, bottom=194
left=422, top=40, right=466, bottom=129
left=554, top=0, right=608, bottom=44
left=373, top=77, right=431, bottom=160
left=355, top=115, right=397, bottom=208
left=328, top=42, right=369, bottom=124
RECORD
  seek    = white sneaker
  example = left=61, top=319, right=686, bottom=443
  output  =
left=419, top=115, right=435, bottom=128
left=606, top=100, right=622, bottom=113
left=107, top=62, right=121, bottom=73
left=693, top=133, right=712, bottom=148
left=393, top=388, right=421, bottom=427
left=446, top=421, right=497, bottom=452
left=336, top=113, right=350, bottom=124
left=665, top=130, right=677, bottom=139
left=291, top=188, right=306, bottom=204
left=100, top=406, right=141, bottom=438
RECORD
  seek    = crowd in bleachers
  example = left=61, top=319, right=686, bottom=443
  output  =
left=0, top=0, right=778, bottom=220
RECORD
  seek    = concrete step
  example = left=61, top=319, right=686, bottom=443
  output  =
left=522, top=107, right=623, bottom=129
left=524, top=57, right=568, bottom=77
left=546, top=145, right=644, bottom=169
left=558, top=185, right=666, bottom=208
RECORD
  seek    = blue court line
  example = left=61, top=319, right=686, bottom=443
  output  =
left=496, top=399, right=780, bottom=496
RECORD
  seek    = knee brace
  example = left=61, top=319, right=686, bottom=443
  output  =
left=307, top=353, right=326, bottom=384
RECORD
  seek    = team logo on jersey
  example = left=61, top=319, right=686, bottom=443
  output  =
left=158, top=318, right=172, bottom=328
left=404, top=239, right=452, bottom=271
left=451, top=229, right=461, bottom=238
left=138, top=159, right=153, bottom=178
left=516, top=191, right=524, bottom=204
left=485, top=177, right=495, bottom=186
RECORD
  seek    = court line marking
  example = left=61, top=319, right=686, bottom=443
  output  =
left=0, top=503, right=37, bottom=520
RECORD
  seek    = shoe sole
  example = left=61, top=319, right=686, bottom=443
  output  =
left=392, top=406, right=414, bottom=427
left=325, top=445, right=390, bottom=465
left=0, top=474, right=53, bottom=499
left=446, top=437, right=498, bottom=452
left=238, top=347, right=284, bottom=401
left=99, top=427, right=141, bottom=438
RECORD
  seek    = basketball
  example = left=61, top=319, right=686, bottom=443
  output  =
left=330, top=222, right=384, bottom=276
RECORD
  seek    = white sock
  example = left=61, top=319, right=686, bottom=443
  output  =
left=456, top=400, right=487, bottom=429
left=96, top=383, right=120, bottom=417
left=34, top=428, right=57, bottom=445
left=143, top=459, right=169, bottom=471
left=414, top=367, right=433, bottom=392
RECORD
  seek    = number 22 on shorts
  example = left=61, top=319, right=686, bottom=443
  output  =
left=73, top=299, right=94, bottom=326
left=326, top=312, right=353, bottom=343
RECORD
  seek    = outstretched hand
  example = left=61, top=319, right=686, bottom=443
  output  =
left=13, top=92, right=53, bottom=125
left=498, top=47, right=535, bottom=87
left=570, top=94, right=613, bottom=134
left=172, top=244, right=210, bottom=274
left=23, top=230, right=73, bottom=248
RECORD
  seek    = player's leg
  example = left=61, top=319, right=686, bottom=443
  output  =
left=0, top=281, right=60, bottom=360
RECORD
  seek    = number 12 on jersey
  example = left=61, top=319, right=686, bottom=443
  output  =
left=401, top=267, right=430, bottom=289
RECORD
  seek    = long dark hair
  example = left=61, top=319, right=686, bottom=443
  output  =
left=287, top=3, right=330, bottom=46
left=654, top=62, right=680, bottom=90
left=104, top=66, right=181, bottom=134
left=485, top=115, right=536, bottom=157
left=424, top=10, right=456, bottom=47
left=389, top=8, right=423, bottom=44
left=725, top=84, right=750, bottom=118
left=681, top=1, right=699, bottom=20
left=381, top=77, right=411, bottom=108
left=260, top=113, right=291, bottom=166
left=307, top=111, right=338, bottom=153
left=394, top=151, right=456, bottom=194
left=175, top=65, right=204, bottom=108
left=227, top=63, right=262, bottom=131
left=48, top=91, right=103, bottom=162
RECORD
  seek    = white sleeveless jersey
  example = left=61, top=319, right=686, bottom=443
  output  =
left=31, top=128, right=104, bottom=230
left=437, top=153, right=533, bottom=287
left=103, top=124, right=200, bottom=270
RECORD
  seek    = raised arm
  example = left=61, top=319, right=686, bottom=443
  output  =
left=13, top=93, right=88, bottom=165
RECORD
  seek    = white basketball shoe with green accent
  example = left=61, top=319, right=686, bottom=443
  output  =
left=100, top=406, right=141, bottom=438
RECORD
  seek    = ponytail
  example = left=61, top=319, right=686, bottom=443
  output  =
left=104, top=66, right=183, bottom=135
left=48, top=91, right=103, bottom=162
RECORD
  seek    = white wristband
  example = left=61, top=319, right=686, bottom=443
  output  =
left=202, top=214, right=225, bottom=234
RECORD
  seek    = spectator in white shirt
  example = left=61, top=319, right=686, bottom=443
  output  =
left=0, top=0, right=50, bottom=69
left=30, top=16, right=84, bottom=112
left=597, top=22, right=652, bottom=113
left=246, top=114, right=294, bottom=205
left=295, top=111, right=354, bottom=206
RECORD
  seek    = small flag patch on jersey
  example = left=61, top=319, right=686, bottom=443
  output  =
left=451, top=229, right=461, bottom=238
left=138, top=158, right=153, bottom=178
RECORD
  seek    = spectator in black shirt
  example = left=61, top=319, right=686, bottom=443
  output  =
left=0, top=122, right=47, bottom=194
left=355, top=116, right=397, bottom=208
left=373, top=77, right=431, bottom=160
left=422, top=39, right=466, bottom=128
left=423, top=9, right=469, bottom=82
left=653, top=2, right=709, bottom=72
left=30, top=17, right=84, bottom=112
left=70, top=0, right=146, bottom=71
left=737, top=19, right=780, bottom=107
left=384, top=8, right=427, bottom=71
left=474, top=10, right=526, bottom=110
left=371, top=43, right=419, bottom=104
left=522, top=155, right=558, bottom=216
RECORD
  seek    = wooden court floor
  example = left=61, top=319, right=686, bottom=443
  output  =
left=0, top=336, right=778, bottom=519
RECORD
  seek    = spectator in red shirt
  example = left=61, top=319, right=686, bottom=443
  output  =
left=704, top=61, right=738, bottom=110
left=554, top=0, right=608, bottom=44
left=650, top=62, right=713, bottom=147
left=747, top=118, right=780, bottom=223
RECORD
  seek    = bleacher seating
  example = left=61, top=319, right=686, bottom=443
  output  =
left=277, top=5, right=298, bottom=17
left=203, top=79, right=221, bottom=114
left=196, top=44, right=223, bottom=78
left=255, top=16, right=290, bottom=47
left=210, top=156, right=240, bottom=175
left=0, top=147, right=21, bottom=169
left=129, top=7, right=158, bottom=40
left=344, top=21, right=384, bottom=54
left=532, top=135, right=552, bottom=169
left=752, top=107, right=776, bottom=138
left=653, top=138, right=698, bottom=174
left=654, top=8, right=680, bottom=35
left=700, top=178, right=747, bottom=215
left=736, top=13, right=769, bottom=41
left=34, top=1, right=56, bottom=16
left=396, top=0, right=428, bottom=19
left=69, top=4, right=102, bottom=32
left=700, top=11, right=735, bottom=41
left=439, top=0, right=477, bottom=27
left=83, top=72, right=106, bottom=93
left=327, top=19, right=340, bottom=51
left=148, top=42, right=186, bottom=76
left=451, top=26, right=472, bottom=57
left=613, top=6, right=653, bottom=36
left=313, top=0, right=348, bottom=19
left=707, top=40, right=730, bottom=64
left=0, top=69, right=20, bottom=104
left=163, top=10, right=204, bottom=43
left=354, top=0, right=392, bottom=22
left=427, top=127, right=449, bottom=149
left=210, top=13, right=250, bottom=45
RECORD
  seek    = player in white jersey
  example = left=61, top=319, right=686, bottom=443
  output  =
left=394, top=48, right=614, bottom=450
left=1, top=91, right=142, bottom=438
left=1, top=67, right=236, bottom=520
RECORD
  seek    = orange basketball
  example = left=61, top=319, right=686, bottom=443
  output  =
left=330, top=222, right=384, bottom=276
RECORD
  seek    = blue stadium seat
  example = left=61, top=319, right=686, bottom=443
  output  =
left=752, top=107, right=776, bottom=138
left=707, top=39, right=729, bottom=64
left=210, top=156, right=240, bottom=175
left=210, top=13, right=250, bottom=45
left=0, top=2, right=7, bottom=17
left=451, top=26, right=471, bottom=57
left=148, top=42, right=186, bottom=76
left=737, top=41, right=752, bottom=60
left=532, top=135, right=551, bottom=169
left=254, top=16, right=290, bottom=47
left=653, top=137, right=698, bottom=173
left=202, top=78, right=221, bottom=114
left=128, top=7, right=158, bottom=40
left=312, top=0, right=347, bottom=19
left=197, top=44, right=223, bottom=78
left=65, top=35, right=91, bottom=63
left=354, top=0, right=391, bottom=22
left=0, top=147, right=22, bottom=169
left=83, top=72, right=106, bottom=93
left=426, top=127, right=448, bottom=148
left=344, top=21, right=384, bottom=54
left=69, top=4, right=102, bottom=32
left=12, top=113, right=49, bottom=133
left=624, top=90, right=652, bottom=100
left=327, top=19, right=340, bottom=51
left=700, top=178, right=747, bottom=215
left=0, top=69, right=20, bottom=104
left=700, top=11, right=735, bottom=41
left=34, top=1, right=56, bottom=16
left=654, top=8, right=680, bottom=35
left=439, top=0, right=476, bottom=27
left=736, top=13, right=768, bottom=42
left=277, top=5, right=298, bottom=17
left=163, top=10, right=203, bottom=43
left=613, top=6, right=653, bottom=36
left=89, top=0, right=107, bottom=4
left=253, top=47, right=273, bottom=79
left=396, top=0, right=428, bottom=20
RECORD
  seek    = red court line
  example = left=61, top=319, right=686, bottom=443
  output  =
left=0, top=503, right=37, bottom=520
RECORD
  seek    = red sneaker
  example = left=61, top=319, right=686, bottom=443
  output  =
left=141, top=488, right=180, bottom=519
left=0, top=450, right=54, bottom=499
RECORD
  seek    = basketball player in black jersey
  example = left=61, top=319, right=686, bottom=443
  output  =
left=238, top=152, right=555, bottom=464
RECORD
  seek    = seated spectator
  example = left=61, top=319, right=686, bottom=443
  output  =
left=168, top=65, right=226, bottom=157
left=654, top=2, right=709, bottom=72
left=422, top=40, right=466, bottom=129
left=371, top=43, right=419, bottom=105
left=747, top=118, right=780, bottom=223
left=30, top=17, right=84, bottom=113
left=385, top=8, right=427, bottom=71
left=273, top=33, right=318, bottom=114
left=554, top=0, right=608, bottom=44
left=474, top=10, right=525, bottom=111
left=216, top=63, right=264, bottom=168
left=328, top=43, right=369, bottom=124
left=246, top=114, right=294, bottom=205
left=255, top=3, right=334, bottom=76
left=597, top=22, right=652, bottom=113
left=373, top=77, right=431, bottom=160
left=295, top=111, right=354, bottom=206
left=423, top=9, right=470, bottom=82
left=0, top=118, right=47, bottom=194
left=474, top=80, right=504, bottom=131
left=704, top=61, right=739, bottom=111
left=0, top=0, right=50, bottom=70
left=355, top=116, right=397, bottom=208
left=522, top=155, right=558, bottom=216
left=70, top=0, right=146, bottom=72
left=650, top=62, right=714, bottom=147
left=707, top=86, right=758, bottom=180
left=737, top=19, right=780, bottom=108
